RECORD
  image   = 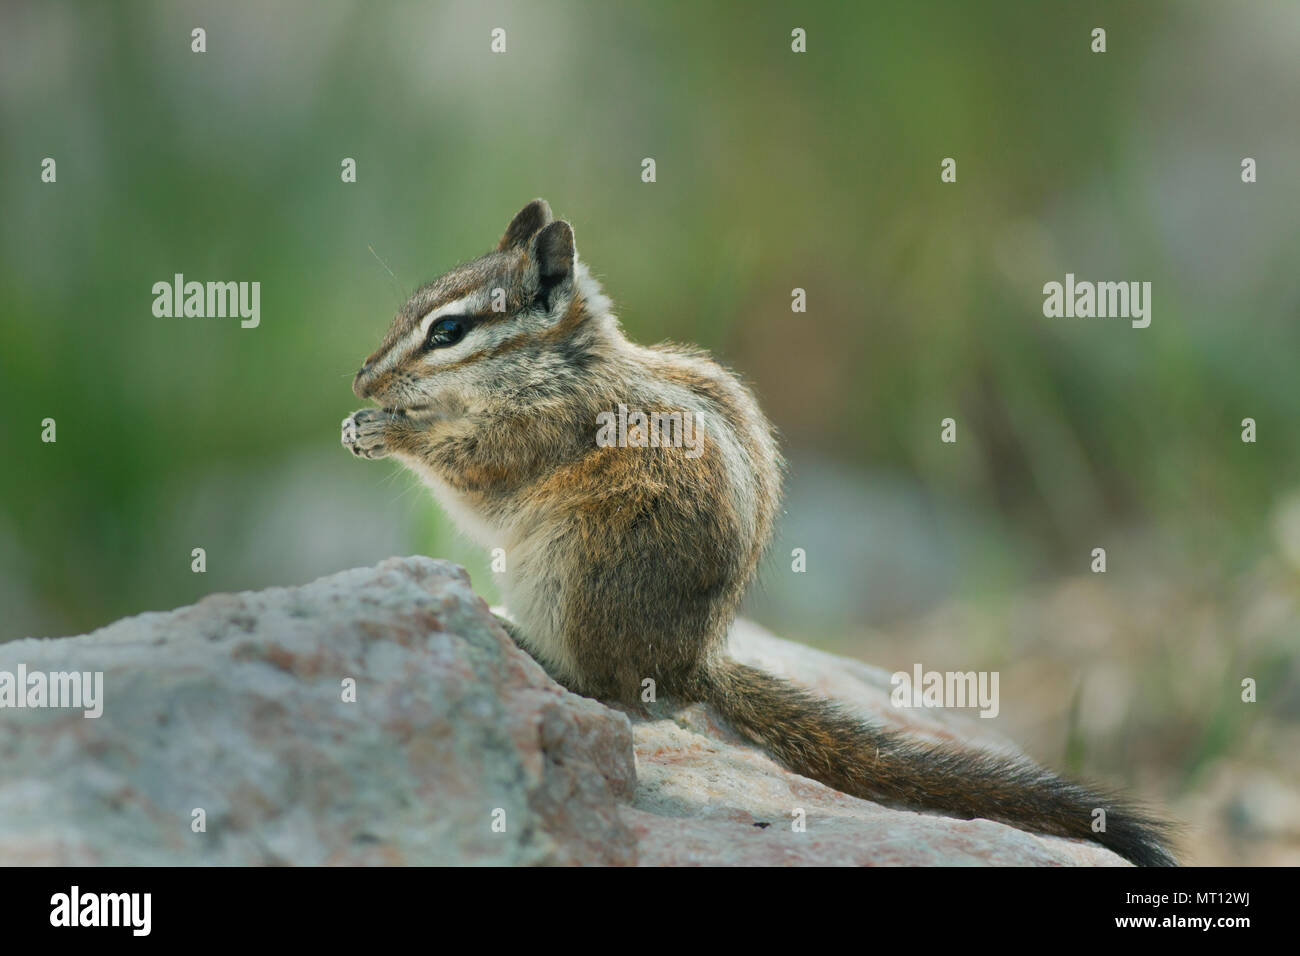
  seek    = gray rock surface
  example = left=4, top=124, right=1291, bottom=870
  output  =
left=0, top=556, right=1123, bottom=865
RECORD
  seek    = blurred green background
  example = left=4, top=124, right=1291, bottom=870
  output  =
left=2, top=0, right=1298, bottom=864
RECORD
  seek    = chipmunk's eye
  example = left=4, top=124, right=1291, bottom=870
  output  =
left=425, top=316, right=466, bottom=350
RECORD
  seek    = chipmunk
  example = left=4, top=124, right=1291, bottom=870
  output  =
left=342, top=199, right=1176, bottom=866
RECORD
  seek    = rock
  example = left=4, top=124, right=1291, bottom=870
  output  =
left=0, top=557, right=1125, bottom=866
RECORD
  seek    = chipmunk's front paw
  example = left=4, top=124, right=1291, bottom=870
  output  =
left=341, top=409, right=393, bottom=460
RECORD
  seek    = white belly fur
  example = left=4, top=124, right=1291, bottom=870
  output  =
left=414, top=464, right=581, bottom=683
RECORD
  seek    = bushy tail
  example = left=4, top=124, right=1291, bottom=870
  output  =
left=691, top=659, right=1176, bottom=866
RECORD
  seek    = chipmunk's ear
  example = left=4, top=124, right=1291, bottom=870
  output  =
left=499, top=199, right=553, bottom=251
left=533, top=220, right=575, bottom=294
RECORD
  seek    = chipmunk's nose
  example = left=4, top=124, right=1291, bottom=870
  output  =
left=353, top=361, right=374, bottom=399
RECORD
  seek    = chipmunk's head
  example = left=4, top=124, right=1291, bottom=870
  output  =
left=352, top=199, right=611, bottom=413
